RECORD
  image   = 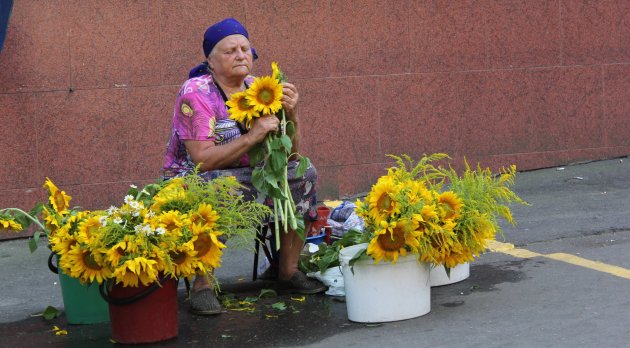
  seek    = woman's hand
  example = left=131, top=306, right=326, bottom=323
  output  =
left=247, top=115, right=280, bottom=144
left=281, top=82, right=299, bottom=115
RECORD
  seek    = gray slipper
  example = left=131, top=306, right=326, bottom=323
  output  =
left=278, top=271, right=327, bottom=295
left=190, top=288, right=222, bottom=315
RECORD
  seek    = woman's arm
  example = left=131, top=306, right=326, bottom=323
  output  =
left=185, top=115, right=279, bottom=171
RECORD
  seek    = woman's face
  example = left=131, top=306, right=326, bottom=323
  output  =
left=208, top=34, right=253, bottom=81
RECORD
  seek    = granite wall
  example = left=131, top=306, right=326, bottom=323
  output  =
left=1, top=1, right=629, bottom=236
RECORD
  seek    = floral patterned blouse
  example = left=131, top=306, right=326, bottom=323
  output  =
left=161, top=74, right=254, bottom=178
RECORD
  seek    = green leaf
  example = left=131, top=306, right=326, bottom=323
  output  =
left=42, top=305, right=61, bottom=320
left=244, top=296, right=259, bottom=303
left=286, top=121, right=296, bottom=138
left=271, top=302, right=287, bottom=311
left=28, top=236, right=38, bottom=253
left=293, top=215, right=305, bottom=241
left=29, top=203, right=44, bottom=218
left=248, top=144, right=266, bottom=167
left=13, top=213, right=32, bottom=230
left=258, top=289, right=277, bottom=298
left=269, top=137, right=284, bottom=151
left=269, top=151, right=288, bottom=173
left=348, top=248, right=367, bottom=275
left=251, top=168, right=267, bottom=193
left=295, top=156, right=311, bottom=178
left=279, top=135, right=293, bottom=152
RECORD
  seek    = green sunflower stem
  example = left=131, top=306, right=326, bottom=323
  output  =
left=283, top=166, right=298, bottom=231
left=273, top=197, right=280, bottom=251
left=1, top=208, right=46, bottom=231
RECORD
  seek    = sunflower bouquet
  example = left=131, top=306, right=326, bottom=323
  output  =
left=2, top=174, right=270, bottom=288
left=227, top=62, right=311, bottom=249
left=346, top=153, right=527, bottom=270
left=75, top=173, right=269, bottom=287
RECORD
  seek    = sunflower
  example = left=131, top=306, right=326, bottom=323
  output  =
left=156, top=210, right=188, bottom=233
left=43, top=178, right=72, bottom=214
left=366, top=175, right=400, bottom=222
left=406, top=180, right=433, bottom=205
left=151, top=178, right=188, bottom=212
left=191, top=223, right=226, bottom=269
left=168, top=241, right=202, bottom=278
left=271, top=61, right=284, bottom=82
left=65, top=245, right=111, bottom=284
left=0, top=217, right=22, bottom=231
left=420, top=204, right=438, bottom=221
left=76, top=215, right=103, bottom=245
left=50, top=189, right=72, bottom=214
left=419, top=222, right=457, bottom=264
left=437, top=191, right=463, bottom=220
left=149, top=245, right=169, bottom=274
left=50, top=229, right=77, bottom=255
left=189, top=203, right=219, bottom=229
left=113, top=257, right=159, bottom=287
left=42, top=207, right=61, bottom=234
left=246, top=76, right=283, bottom=115
left=227, top=91, right=259, bottom=128
left=367, top=223, right=409, bottom=264
left=105, top=236, right=139, bottom=267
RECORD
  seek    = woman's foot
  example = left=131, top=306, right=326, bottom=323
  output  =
left=278, top=270, right=327, bottom=295
left=190, top=287, right=222, bottom=315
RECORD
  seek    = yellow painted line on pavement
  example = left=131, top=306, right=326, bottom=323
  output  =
left=487, top=240, right=630, bottom=280
left=486, top=240, right=542, bottom=258
left=545, top=253, right=630, bottom=279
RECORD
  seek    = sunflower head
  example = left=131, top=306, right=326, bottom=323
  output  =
left=271, top=61, right=284, bottom=82
left=437, top=191, right=463, bottom=220
left=246, top=76, right=283, bottom=115
left=366, top=175, right=400, bottom=222
left=0, top=216, right=23, bottom=232
left=190, top=203, right=219, bottom=229
left=66, top=245, right=111, bottom=284
left=367, top=224, right=408, bottom=264
left=227, top=91, right=259, bottom=127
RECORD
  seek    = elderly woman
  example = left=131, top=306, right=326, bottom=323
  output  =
left=161, top=18, right=326, bottom=315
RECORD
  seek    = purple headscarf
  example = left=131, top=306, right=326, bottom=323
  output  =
left=189, top=18, right=258, bottom=79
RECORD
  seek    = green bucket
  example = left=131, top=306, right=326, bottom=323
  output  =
left=50, top=253, right=110, bottom=324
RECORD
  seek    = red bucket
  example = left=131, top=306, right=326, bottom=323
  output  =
left=101, top=277, right=178, bottom=344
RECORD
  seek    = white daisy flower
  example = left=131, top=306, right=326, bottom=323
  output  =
left=123, top=195, right=134, bottom=204
left=114, top=216, right=123, bottom=224
left=99, top=216, right=108, bottom=227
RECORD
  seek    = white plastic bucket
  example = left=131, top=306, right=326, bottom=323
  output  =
left=339, top=243, right=431, bottom=323
left=430, top=262, right=470, bottom=287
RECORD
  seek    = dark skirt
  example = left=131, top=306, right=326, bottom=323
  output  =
left=178, top=160, right=318, bottom=224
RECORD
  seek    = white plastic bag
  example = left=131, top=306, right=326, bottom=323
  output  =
left=307, top=267, right=345, bottom=296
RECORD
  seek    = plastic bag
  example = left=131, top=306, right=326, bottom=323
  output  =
left=330, top=201, right=356, bottom=221
left=328, top=211, right=364, bottom=237
left=307, top=267, right=345, bottom=296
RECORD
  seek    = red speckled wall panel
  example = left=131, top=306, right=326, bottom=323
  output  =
left=0, top=0, right=629, bottom=222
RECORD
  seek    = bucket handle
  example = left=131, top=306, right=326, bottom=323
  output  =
left=47, top=252, right=58, bottom=274
left=99, top=275, right=170, bottom=306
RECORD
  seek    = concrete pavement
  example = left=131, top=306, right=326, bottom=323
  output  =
left=1, top=156, right=629, bottom=347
